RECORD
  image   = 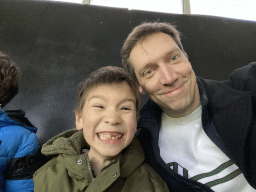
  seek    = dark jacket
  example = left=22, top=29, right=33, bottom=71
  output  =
left=33, top=129, right=169, bottom=192
left=136, top=62, right=256, bottom=192
left=0, top=109, right=40, bottom=192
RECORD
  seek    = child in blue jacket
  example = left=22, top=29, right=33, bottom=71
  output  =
left=0, top=51, right=42, bottom=192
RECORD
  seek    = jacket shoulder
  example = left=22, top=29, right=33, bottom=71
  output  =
left=34, top=155, right=90, bottom=192
left=0, top=125, right=40, bottom=159
left=231, top=62, right=256, bottom=97
left=33, top=157, right=65, bottom=191
left=33, top=157, right=60, bottom=177
left=122, top=163, right=169, bottom=192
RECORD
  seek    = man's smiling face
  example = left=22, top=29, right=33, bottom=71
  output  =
left=130, top=32, right=200, bottom=117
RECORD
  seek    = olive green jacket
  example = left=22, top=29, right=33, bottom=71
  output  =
left=33, top=129, right=169, bottom=192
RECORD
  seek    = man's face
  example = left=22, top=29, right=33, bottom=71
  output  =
left=130, top=32, right=200, bottom=117
left=75, top=82, right=137, bottom=160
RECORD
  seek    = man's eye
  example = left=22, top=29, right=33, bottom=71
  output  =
left=171, top=55, right=178, bottom=61
left=143, top=69, right=153, bottom=76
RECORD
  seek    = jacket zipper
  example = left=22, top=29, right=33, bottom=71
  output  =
left=85, top=155, right=95, bottom=181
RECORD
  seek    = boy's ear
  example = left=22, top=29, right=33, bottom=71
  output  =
left=139, top=86, right=145, bottom=94
left=75, top=112, right=83, bottom=130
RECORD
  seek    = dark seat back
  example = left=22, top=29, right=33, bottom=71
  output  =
left=1, top=0, right=255, bottom=145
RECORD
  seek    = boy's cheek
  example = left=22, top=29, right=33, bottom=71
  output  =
left=129, top=121, right=137, bottom=136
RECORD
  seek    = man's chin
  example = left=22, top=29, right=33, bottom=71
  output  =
left=157, top=100, right=191, bottom=117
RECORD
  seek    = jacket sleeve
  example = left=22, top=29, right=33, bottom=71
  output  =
left=230, top=62, right=256, bottom=101
left=229, top=62, right=256, bottom=188
left=222, top=62, right=256, bottom=120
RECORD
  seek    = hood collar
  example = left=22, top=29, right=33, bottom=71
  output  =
left=42, top=129, right=145, bottom=177
left=41, top=129, right=88, bottom=156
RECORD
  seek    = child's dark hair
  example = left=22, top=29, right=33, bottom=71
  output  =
left=0, top=51, right=20, bottom=107
left=75, top=66, right=140, bottom=118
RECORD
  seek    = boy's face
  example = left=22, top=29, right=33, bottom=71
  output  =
left=75, top=82, right=137, bottom=160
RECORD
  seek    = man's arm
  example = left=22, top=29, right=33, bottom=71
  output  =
left=227, top=62, right=256, bottom=187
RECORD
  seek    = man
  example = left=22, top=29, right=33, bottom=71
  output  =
left=121, top=22, right=256, bottom=192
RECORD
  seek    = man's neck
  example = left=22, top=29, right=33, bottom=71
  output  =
left=164, top=101, right=201, bottom=118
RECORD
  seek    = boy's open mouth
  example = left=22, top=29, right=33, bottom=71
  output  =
left=97, top=132, right=123, bottom=140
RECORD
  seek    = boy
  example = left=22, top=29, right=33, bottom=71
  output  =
left=33, top=66, right=169, bottom=191
left=0, top=51, right=41, bottom=192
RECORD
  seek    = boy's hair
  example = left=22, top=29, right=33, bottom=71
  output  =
left=0, top=51, right=20, bottom=108
left=121, top=22, right=185, bottom=82
left=75, top=66, right=140, bottom=117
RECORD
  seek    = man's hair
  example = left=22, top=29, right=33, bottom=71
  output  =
left=121, top=22, right=185, bottom=81
left=0, top=51, right=20, bottom=108
left=75, top=66, right=140, bottom=118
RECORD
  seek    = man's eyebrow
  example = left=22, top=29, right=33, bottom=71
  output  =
left=136, top=62, right=155, bottom=76
left=138, top=48, right=181, bottom=73
left=140, top=63, right=157, bottom=71
left=164, top=48, right=181, bottom=58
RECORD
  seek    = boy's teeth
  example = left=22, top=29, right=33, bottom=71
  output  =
left=98, top=133, right=123, bottom=140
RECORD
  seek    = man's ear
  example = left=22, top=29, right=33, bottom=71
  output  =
left=139, top=86, right=145, bottom=94
left=184, top=52, right=189, bottom=60
left=75, top=112, right=83, bottom=130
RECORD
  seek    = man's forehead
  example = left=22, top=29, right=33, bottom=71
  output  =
left=140, top=32, right=173, bottom=44
left=130, top=33, right=179, bottom=64
left=133, top=33, right=177, bottom=53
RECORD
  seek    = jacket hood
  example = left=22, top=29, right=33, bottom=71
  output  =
left=41, top=129, right=88, bottom=156
left=0, top=109, right=37, bottom=133
left=42, top=129, right=145, bottom=178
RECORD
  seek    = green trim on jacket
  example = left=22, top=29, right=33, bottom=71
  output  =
left=33, top=129, right=169, bottom=192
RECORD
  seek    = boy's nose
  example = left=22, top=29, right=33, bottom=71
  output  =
left=104, top=110, right=122, bottom=125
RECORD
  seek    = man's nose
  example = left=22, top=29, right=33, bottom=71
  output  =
left=159, top=64, right=178, bottom=85
left=104, top=109, right=122, bottom=125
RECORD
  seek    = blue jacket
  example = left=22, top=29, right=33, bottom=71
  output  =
left=0, top=109, right=40, bottom=192
left=136, top=62, right=256, bottom=192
